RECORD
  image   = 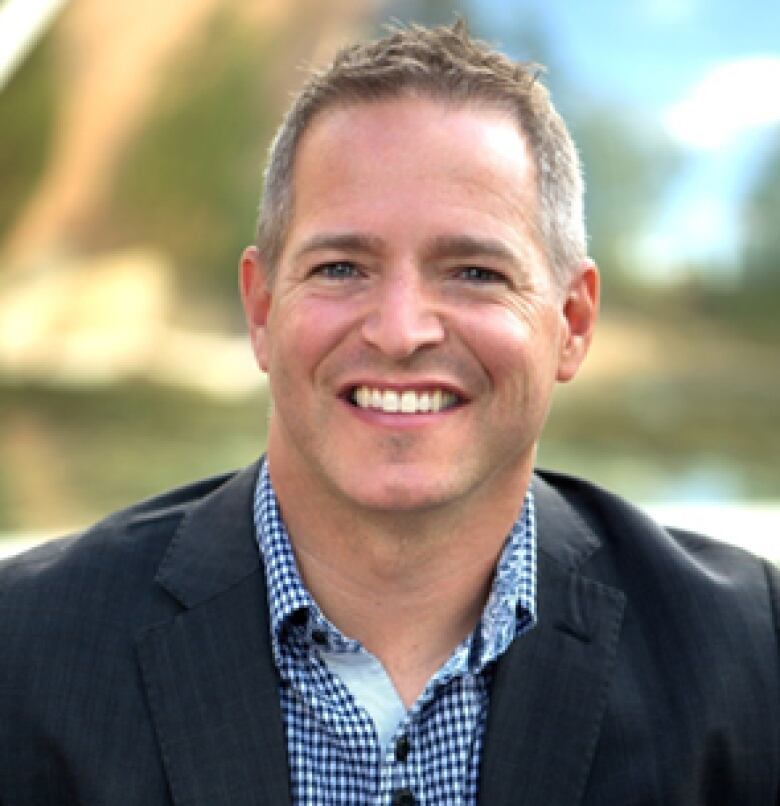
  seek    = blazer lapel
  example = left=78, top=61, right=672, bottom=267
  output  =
left=479, top=474, right=626, bottom=806
left=135, top=463, right=292, bottom=806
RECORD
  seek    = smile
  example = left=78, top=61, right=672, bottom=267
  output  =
left=350, top=386, right=460, bottom=414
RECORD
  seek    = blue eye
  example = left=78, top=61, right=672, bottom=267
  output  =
left=314, top=261, right=358, bottom=279
left=459, top=266, right=506, bottom=284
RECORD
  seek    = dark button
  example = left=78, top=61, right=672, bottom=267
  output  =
left=311, top=629, right=328, bottom=646
left=289, top=608, right=307, bottom=626
left=391, top=787, right=415, bottom=806
left=395, top=734, right=410, bottom=762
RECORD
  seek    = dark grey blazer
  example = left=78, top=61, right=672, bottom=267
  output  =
left=1, top=462, right=778, bottom=805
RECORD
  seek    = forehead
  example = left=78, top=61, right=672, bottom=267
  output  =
left=285, top=96, right=542, bottom=255
left=298, top=95, right=532, bottom=175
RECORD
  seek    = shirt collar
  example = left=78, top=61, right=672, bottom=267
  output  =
left=253, top=458, right=536, bottom=670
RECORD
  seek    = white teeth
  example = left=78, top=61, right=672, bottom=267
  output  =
left=352, top=386, right=458, bottom=414
left=355, top=387, right=370, bottom=408
left=383, top=390, right=399, bottom=412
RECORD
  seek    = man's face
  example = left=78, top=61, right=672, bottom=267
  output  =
left=242, top=97, right=597, bottom=515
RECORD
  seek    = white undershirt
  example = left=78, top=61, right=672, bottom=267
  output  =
left=319, top=648, right=407, bottom=750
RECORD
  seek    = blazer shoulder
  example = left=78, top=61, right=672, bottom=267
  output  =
left=533, top=467, right=778, bottom=614
left=0, top=468, right=244, bottom=612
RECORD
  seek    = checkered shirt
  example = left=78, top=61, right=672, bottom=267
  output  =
left=253, top=459, right=536, bottom=805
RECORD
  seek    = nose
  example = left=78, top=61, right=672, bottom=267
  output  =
left=361, top=267, right=445, bottom=359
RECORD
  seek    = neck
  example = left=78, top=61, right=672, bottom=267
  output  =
left=266, top=444, right=532, bottom=706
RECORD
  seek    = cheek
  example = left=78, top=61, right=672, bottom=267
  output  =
left=457, top=306, right=532, bottom=372
left=456, top=305, right=562, bottom=396
left=267, top=296, right=362, bottom=374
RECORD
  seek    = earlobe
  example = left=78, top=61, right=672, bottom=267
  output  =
left=556, top=259, right=599, bottom=383
left=239, top=246, right=272, bottom=372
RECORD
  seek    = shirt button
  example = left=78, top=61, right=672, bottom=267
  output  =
left=289, top=608, right=308, bottom=626
left=395, top=734, right=410, bottom=762
left=311, top=629, right=328, bottom=646
left=391, top=787, right=416, bottom=806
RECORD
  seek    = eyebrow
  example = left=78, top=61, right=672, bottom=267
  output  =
left=292, top=232, right=386, bottom=261
left=424, top=234, right=520, bottom=265
left=295, top=232, right=519, bottom=260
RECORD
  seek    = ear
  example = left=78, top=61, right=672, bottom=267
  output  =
left=556, top=258, right=599, bottom=383
left=239, top=246, right=272, bottom=372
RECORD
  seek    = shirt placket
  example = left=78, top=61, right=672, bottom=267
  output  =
left=374, top=710, right=425, bottom=805
left=290, top=632, right=386, bottom=801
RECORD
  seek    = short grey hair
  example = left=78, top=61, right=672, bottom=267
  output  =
left=256, top=19, right=586, bottom=286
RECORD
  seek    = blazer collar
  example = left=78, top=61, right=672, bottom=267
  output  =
left=531, top=471, right=602, bottom=570
left=136, top=460, right=292, bottom=805
left=479, top=472, right=626, bottom=806
left=153, top=461, right=263, bottom=608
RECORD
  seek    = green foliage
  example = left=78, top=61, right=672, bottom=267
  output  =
left=741, top=128, right=780, bottom=289
left=0, top=30, right=58, bottom=241
left=101, top=13, right=278, bottom=308
left=543, top=373, right=779, bottom=501
left=570, top=106, right=683, bottom=294
left=671, top=131, right=780, bottom=342
left=0, top=381, right=269, bottom=531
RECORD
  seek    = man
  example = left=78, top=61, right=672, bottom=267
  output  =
left=1, top=20, right=778, bottom=806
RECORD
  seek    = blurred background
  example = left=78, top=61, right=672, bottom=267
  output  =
left=1, top=0, right=777, bottom=559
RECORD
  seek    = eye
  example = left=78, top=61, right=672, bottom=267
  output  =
left=457, top=266, right=508, bottom=285
left=312, top=261, right=359, bottom=280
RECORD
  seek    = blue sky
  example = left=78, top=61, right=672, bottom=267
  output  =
left=529, top=1, right=778, bottom=106
left=467, top=0, right=780, bottom=279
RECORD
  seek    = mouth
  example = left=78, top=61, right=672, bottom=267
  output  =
left=347, top=385, right=462, bottom=414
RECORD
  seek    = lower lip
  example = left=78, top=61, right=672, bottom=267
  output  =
left=342, top=398, right=462, bottom=428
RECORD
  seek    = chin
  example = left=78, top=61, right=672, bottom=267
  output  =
left=342, top=476, right=463, bottom=514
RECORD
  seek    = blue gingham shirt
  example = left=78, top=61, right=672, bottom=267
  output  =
left=253, top=459, right=536, bottom=805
